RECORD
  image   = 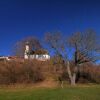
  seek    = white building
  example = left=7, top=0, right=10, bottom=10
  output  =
left=0, top=56, right=10, bottom=61
left=24, top=42, right=50, bottom=61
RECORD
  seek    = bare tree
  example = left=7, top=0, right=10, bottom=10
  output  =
left=13, top=36, right=42, bottom=57
left=45, top=32, right=68, bottom=87
left=67, top=30, right=100, bottom=85
left=45, top=30, right=100, bottom=85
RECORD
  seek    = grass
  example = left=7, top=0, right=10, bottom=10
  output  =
left=0, top=85, right=100, bottom=100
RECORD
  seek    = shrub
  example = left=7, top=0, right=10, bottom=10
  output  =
left=0, top=60, right=44, bottom=84
left=77, top=63, right=100, bottom=83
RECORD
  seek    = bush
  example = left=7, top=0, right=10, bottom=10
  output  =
left=77, top=63, right=100, bottom=83
left=0, top=60, right=99, bottom=85
left=0, top=60, right=44, bottom=84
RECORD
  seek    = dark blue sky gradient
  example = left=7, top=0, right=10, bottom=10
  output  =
left=0, top=0, right=100, bottom=55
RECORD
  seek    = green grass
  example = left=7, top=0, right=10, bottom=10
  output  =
left=0, top=85, right=100, bottom=100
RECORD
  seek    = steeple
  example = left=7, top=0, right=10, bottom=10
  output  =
left=24, top=42, right=30, bottom=59
left=25, top=42, right=30, bottom=52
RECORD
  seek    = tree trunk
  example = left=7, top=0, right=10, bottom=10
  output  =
left=67, top=61, right=77, bottom=86
left=70, top=73, right=76, bottom=86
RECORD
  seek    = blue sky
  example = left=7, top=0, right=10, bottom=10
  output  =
left=0, top=0, right=100, bottom=55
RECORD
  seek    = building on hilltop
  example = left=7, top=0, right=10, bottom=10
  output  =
left=24, top=42, right=50, bottom=61
left=0, top=56, right=10, bottom=61
left=0, top=56, right=24, bottom=62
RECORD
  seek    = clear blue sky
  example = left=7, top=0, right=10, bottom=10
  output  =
left=0, top=0, right=100, bottom=55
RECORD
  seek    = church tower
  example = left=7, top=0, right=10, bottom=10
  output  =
left=24, top=42, right=30, bottom=59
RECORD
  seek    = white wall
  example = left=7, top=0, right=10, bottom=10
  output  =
left=24, top=54, right=50, bottom=61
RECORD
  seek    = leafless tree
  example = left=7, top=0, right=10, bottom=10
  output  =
left=13, top=36, right=42, bottom=57
left=45, top=32, right=68, bottom=87
left=67, top=30, right=100, bottom=85
left=45, top=30, right=100, bottom=85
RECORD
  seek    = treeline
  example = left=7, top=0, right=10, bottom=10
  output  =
left=0, top=60, right=100, bottom=85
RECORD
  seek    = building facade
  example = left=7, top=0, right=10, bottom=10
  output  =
left=24, top=42, right=50, bottom=61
